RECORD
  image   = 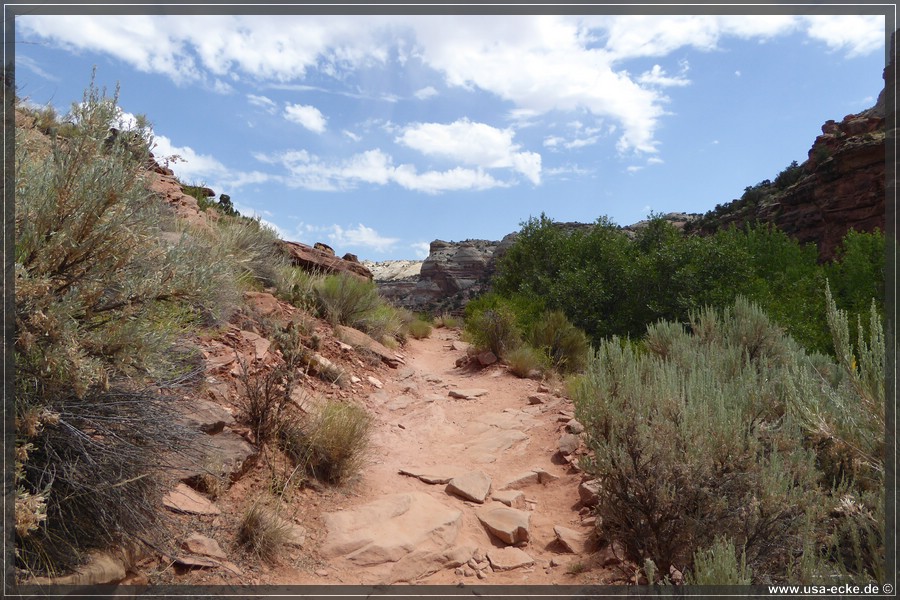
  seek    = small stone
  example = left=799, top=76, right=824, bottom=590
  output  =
left=316, top=569, right=329, bottom=577
left=558, top=433, right=580, bottom=455
left=477, top=505, right=531, bottom=545
left=476, top=569, right=487, bottom=579
left=463, top=567, right=474, bottom=577
left=554, top=525, right=588, bottom=554
left=163, top=484, right=220, bottom=515
left=527, top=394, right=549, bottom=405
left=182, top=533, right=226, bottom=560
left=350, top=375, right=361, bottom=384
left=368, top=376, right=383, bottom=389
left=578, top=479, right=601, bottom=507
left=454, top=567, right=465, bottom=576
left=538, top=384, right=550, bottom=393
left=550, top=557, right=565, bottom=567
left=476, top=351, right=498, bottom=366
left=452, top=341, right=471, bottom=352
left=565, top=419, right=585, bottom=434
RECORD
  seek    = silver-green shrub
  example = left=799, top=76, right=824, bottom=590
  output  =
left=575, top=298, right=826, bottom=584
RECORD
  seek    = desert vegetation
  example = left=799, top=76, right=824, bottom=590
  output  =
left=13, top=81, right=378, bottom=577
left=463, top=210, right=886, bottom=584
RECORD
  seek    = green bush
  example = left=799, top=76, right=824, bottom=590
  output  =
left=13, top=79, right=233, bottom=576
left=505, top=345, right=549, bottom=378
left=463, top=304, right=522, bottom=358
left=687, top=537, right=753, bottom=585
left=406, top=319, right=433, bottom=340
left=528, top=310, right=589, bottom=373
left=314, top=272, right=382, bottom=327
left=574, top=298, right=823, bottom=584
left=206, top=215, right=287, bottom=291
left=575, top=293, right=884, bottom=584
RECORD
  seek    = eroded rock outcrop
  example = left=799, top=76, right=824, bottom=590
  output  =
left=279, top=240, right=374, bottom=281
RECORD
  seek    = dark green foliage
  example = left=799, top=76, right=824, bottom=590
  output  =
left=528, top=310, right=589, bottom=373
left=491, top=212, right=881, bottom=356
left=774, top=160, right=804, bottom=189
left=217, top=193, right=240, bottom=216
left=463, top=303, right=522, bottom=358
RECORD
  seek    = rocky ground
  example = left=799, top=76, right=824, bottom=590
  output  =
left=122, top=322, right=627, bottom=588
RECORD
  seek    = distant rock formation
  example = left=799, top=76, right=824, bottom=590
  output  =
left=370, top=214, right=703, bottom=314
left=279, top=240, right=373, bottom=281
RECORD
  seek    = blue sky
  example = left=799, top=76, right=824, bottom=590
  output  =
left=14, top=10, right=888, bottom=260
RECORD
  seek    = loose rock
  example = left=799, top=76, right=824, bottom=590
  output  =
left=446, top=471, right=492, bottom=503
left=477, top=505, right=531, bottom=545
left=487, top=547, right=535, bottom=571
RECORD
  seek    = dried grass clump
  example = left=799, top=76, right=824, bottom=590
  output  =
left=237, top=500, right=293, bottom=562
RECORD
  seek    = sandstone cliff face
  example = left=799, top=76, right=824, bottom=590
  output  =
left=686, top=41, right=891, bottom=261
left=766, top=111, right=885, bottom=261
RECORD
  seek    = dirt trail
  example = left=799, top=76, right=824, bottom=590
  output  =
left=151, top=326, right=621, bottom=588
left=273, top=328, right=612, bottom=586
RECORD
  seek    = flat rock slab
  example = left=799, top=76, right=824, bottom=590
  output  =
left=172, top=430, right=258, bottom=484
left=491, top=489, right=525, bottom=509
left=501, top=468, right=557, bottom=490
left=459, top=429, right=529, bottom=463
left=387, top=545, right=475, bottom=584
left=554, top=525, right=589, bottom=554
left=448, top=389, right=489, bottom=400
left=446, top=471, right=492, bottom=503
left=400, top=465, right=469, bottom=485
left=322, top=492, right=462, bottom=566
left=182, top=533, right=227, bottom=560
left=477, top=505, right=531, bottom=545
left=451, top=341, right=471, bottom=352
left=164, top=484, right=221, bottom=515
left=176, top=397, right=235, bottom=434
left=386, top=395, right=416, bottom=411
left=487, top=547, right=534, bottom=571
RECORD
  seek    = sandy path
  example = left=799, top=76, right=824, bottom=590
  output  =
left=278, top=328, right=609, bottom=586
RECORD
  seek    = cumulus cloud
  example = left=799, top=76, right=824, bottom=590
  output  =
left=396, top=118, right=541, bottom=184
left=329, top=224, right=399, bottom=253
left=152, top=134, right=271, bottom=191
left=284, top=103, right=327, bottom=133
left=258, top=147, right=507, bottom=194
left=16, top=14, right=884, bottom=157
left=801, top=15, right=884, bottom=58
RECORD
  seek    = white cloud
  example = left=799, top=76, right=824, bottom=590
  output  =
left=212, top=79, right=234, bottom=94
left=735, top=70, right=742, bottom=77
left=260, top=147, right=507, bottom=194
left=17, top=14, right=883, bottom=157
left=152, top=134, right=271, bottom=191
left=152, top=134, right=229, bottom=182
left=247, top=93, right=277, bottom=113
left=283, top=103, right=327, bottom=133
left=343, top=129, right=361, bottom=142
left=396, top=118, right=541, bottom=184
left=801, top=15, right=884, bottom=58
left=328, top=224, right=399, bottom=253
left=647, top=157, right=664, bottom=165
left=411, top=242, right=431, bottom=258
left=414, top=85, right=438, bottom=100
left=638, top=64, right=690, bottom=87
